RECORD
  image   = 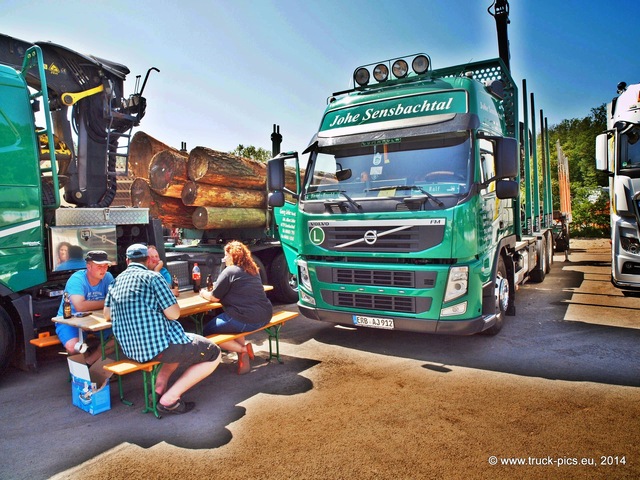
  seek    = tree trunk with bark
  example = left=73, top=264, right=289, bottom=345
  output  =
left=130, top=178, right=196, bottom=228
left=148, top=150, right=189, bottom=198
left=192, top=206, right=267, bottom=230
left=188, top=147, right=266, bottom=190
left=181, top=181, right=266, bottom=208
left=129, top=131, right=187, bottom=181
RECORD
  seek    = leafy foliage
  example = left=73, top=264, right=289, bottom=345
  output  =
left=547, top=105, right=610, bottom=237
left=230, top=144, right=272, bottom=163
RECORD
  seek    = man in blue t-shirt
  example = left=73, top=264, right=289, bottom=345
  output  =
left=56, top=250, right=114, bottom=365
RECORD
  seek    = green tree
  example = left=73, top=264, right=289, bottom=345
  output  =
left=547, top=104, right=609, bottom=237
left=231, top=145, right=272, bottom=163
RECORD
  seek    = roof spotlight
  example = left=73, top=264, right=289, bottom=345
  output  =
left=412, top=55, right=430, bottom=74
left=354, top=67, right=370, bottom=86
left=373, top=64, right=389, bottom=82
left=392, top=59, right=409, bottom=79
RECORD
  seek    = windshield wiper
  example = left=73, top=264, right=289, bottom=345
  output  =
left=366, top=185, right=444, bottom=207
left=313, top=189, right=363, bottom=212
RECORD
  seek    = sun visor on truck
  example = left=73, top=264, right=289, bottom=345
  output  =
left=313, top=113, right=480, bottom=148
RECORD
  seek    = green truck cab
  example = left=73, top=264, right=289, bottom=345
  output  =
left=268, top=54, right=553, bottom=335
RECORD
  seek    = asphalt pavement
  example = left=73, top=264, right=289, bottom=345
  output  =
left=0, top=239, right=638, bottom=479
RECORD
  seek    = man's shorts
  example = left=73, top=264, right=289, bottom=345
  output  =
left=154, top=334, right=220, bottom=365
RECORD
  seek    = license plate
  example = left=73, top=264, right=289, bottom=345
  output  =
left=352, top=315, right=394, bottom=330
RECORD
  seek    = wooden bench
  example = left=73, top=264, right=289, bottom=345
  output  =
left=30, top=332, right=62, bottom=348
left=205, top=310, right=298, bottom=363
left=102, top=310, right=298, bottom=418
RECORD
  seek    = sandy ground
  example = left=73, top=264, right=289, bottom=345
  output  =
left=51, top=239, right=640, bottom=480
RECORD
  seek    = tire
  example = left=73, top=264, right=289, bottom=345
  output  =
left=252, top=257, right=269, bottom=285
left=0, top=307, right=16, bottom=375
left=269, top=252, right=299, bottom=304
left=529, top=237, right=546, bottom=283
left=482, top=255, right=509, bottom=336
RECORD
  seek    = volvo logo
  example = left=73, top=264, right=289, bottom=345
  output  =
left=364, top=230, right=378, bottom=245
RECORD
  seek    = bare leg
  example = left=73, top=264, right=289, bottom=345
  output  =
left=218, top=339, right=247, bottom=353
left=155, top=362, right=180, bottom=395
left=159, top=353, right=221, bottom=406
left=63, top=338, right=79, bottom=356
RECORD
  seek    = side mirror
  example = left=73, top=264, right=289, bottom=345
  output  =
left=495, top=137, right=518, bottom=179
left=267, top=157, right=285, bottom=191
left=496, top=179, right=519, bottom=199
left=595, top=133, right=610, bottom=172
left=268, top=191, right=285, bottom=208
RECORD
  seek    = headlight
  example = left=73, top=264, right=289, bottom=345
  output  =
left=373, top=64, right=389, bottom=82
left=441, top=301, right=467, bottom=317
left=299, top=289, right=316, bottom=305
left=444, top=266, right=468, bottom=302
left=298, top=260, right=312, bottom=291
left=392, top=59, right=409, bottom=79
left=354, top=67, right=370, bottom=86
left=412, top=55, right=430, bottom=74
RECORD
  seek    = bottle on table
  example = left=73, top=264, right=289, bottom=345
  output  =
left=63, top=292, right=72, bottom=319
left=206, top=274, right=213, bottom=292
left=171, top=274, right=179, bottom=290
left=192, top=263, right=201, bottom=292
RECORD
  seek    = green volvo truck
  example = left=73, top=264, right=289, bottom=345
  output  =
left=266, top=4, right=555, bottom=335
left=0, top=35, right=159, bottom=374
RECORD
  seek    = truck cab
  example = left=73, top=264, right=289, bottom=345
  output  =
left=267, top=55, right=543, bottom=336
left=596, top=82, right=640, bottom=288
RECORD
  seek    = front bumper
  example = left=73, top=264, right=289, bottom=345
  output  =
left=298, top=304, right=494, bottom=335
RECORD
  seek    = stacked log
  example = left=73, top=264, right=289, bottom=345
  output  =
left=128, top=132, right=269, bottom=230
left=148, top=150, right=189, bottom=198
left=129, top=131, right=187, bottom=181
left=188, top=147, right=266, bottom=190
left=181, top=181, right=266, bottom=208
left=192, top=207, right=267, bottom=230
left=130, top=177, right=196, bottom=229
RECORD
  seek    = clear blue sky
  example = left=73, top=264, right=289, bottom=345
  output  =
left=4, top=0, right=639, bottom=155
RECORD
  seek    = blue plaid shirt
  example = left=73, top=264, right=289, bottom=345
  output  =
left=106, top=262, right=189, bottom=362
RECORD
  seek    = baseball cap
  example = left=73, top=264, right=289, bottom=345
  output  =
left=126, top=243, right=148, bottom=259
left=85, top=250, right=111, bottom=265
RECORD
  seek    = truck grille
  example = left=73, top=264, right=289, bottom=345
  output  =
left=321, top=290, right=433, bottom=314
left=335, top=268, right=413, bottom=287
left=308, top=219, right=445, bottom=253
left=316, top=266, right=437, bottom=289
left=334, top=292, right=415, bottom=313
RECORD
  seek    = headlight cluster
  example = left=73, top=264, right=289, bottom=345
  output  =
left=353, top=54, right=431, bottom=87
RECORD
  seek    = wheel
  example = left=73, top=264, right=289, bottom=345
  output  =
left=269, top=253, right=299, bottom=304
left=529, top=237, right=546, bottom=283
left=0, top=307, right=16, bottom=375
left=252, top=257, right=269, bottom=285
left=482, top=255, right=509, bottom=336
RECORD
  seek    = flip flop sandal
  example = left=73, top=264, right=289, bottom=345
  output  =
left=245, top=343, right=255, bottom=360
left=157, top=399, right=195, bottom=415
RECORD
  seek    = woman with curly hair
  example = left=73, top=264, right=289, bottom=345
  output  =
left=199, top=240, right=273, bottom=374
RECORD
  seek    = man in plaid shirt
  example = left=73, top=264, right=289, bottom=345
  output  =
left=104, top=243, right=220, bottom=415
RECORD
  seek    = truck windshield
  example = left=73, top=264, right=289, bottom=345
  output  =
left=619, top=126, right=640, bottom=174
left=304, top=132, right=471, bottom=199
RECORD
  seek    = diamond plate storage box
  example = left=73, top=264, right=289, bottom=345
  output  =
left=55, top=208, right=149, bottom=226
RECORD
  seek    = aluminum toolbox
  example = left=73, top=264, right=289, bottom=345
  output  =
left=55, top=207, right=149, bottom=226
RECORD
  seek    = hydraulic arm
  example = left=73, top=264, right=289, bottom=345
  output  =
left=0, top=34, right=156, bottom=207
